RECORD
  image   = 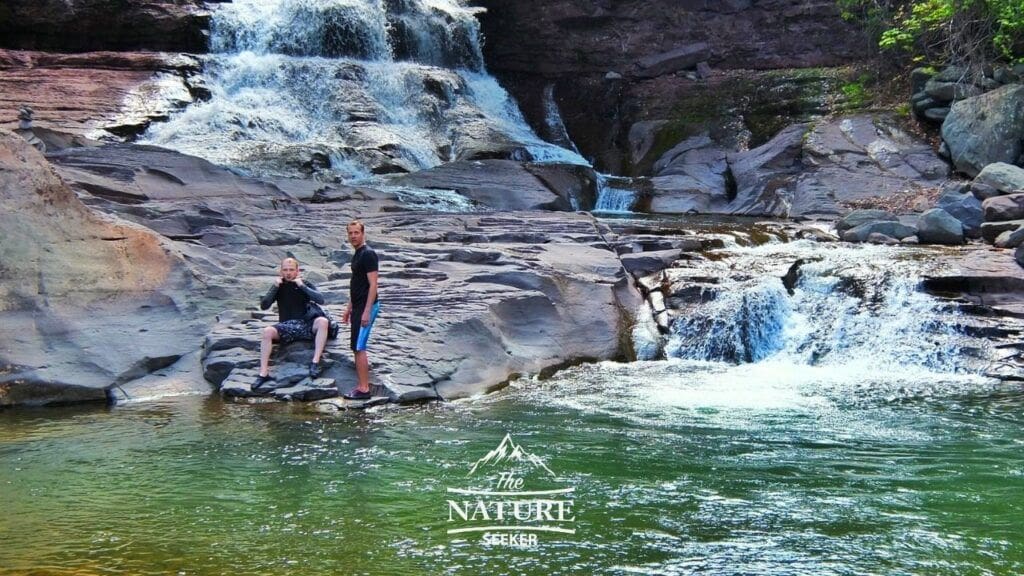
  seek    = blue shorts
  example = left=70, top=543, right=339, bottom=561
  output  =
left=350, top=301, right=380, bottom=352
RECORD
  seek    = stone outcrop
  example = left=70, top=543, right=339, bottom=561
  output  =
left=941, top=84, right=1024, bottom=177
left=7, top=141, right=641, bottom=406
left=473, top=0, right=871, bottom=171
left=0, top=131, right=202, bottom=406
left=916, top=208, right=965, bottom=245
left=0, top=49, right=204, bottom=139
left=386, top=159, right=595, bottom=211
left=643, top=114, right=950, bottom=218
left=0, top=1, right=210, bottom=53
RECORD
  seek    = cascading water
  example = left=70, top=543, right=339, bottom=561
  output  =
left=594, top=173, right=638, bottom=213
left=141, top=0, right=584, bottom=181
left=663, top=241, right=977, bottom=380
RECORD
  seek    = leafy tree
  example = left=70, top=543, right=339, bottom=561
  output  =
left=839, top=0, right=1023, bottom=73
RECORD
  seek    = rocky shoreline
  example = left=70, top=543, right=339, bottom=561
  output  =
left=2, top=0, right=1024, bottom=408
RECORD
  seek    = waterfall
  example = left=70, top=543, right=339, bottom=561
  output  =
left=664, top=242, right=971, bottom=375
left=140, top=0, right=583, bottom=181
left=594, top=174, right=637, bottom=212
left=541, top=83, right=581, bottom=155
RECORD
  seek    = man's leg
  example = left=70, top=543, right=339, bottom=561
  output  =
left=259, top=326, right=279, bottom=377
left=311, top=317, right=329, bottom=364
left=354, top=350, right=370, bottom=393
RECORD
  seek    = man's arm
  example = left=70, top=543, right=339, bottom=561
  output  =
left=297, top=280, right=325, bottom=304
left=361, top=271, right=379, bottom=326
left=259, top=282, right=280, bottom=310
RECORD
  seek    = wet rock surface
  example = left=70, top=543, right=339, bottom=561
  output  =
left=0, top=140, right=643, bottom=405
left=0, top=50, right=203, bottom=139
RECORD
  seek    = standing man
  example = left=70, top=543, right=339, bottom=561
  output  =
left=254, top=257, right=330, bottom=391
left=341, top=220, right=379, bottom=400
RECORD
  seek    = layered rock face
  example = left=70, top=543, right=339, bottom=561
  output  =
left=0, top=0, right=210, bottom=53
left=36, top=142, right=639, bottom=405
left=0, top=50, right=203, bottom=138
left=0, top=132, right=202, bottom=405
left=472, top=0, right=872, bottom=169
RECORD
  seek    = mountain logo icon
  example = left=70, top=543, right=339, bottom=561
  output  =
left=467, top=433, right=557, bottom=478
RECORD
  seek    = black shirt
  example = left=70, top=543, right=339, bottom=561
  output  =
left=350, top=245, right=379, bottom=310
left=260, top=281, right=324, bottom=322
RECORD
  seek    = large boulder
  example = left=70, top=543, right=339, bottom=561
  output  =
left=726, top=123, right=808, bottom=216
left=982, top=193, right=1024, bottom=222
left=0, top=131, right=201, bottom=406
left=836, top=209, right=897, bottom=235
left=974, top=162, right=1024, bottom=195
left=941, top=84, right=1024, bottom=177
left=916, top=208, right=965, bottom=245
left=936, top=184, right=983, bottom=238
left=842, top=221, right=917, bottom=243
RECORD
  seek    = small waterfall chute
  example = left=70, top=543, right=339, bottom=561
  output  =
left=664, top=243, right=971, bottom=376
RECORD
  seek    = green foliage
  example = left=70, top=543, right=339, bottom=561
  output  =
left=840, top=74, right=874, bottom=108
left=839, top=0, right=1024, bottom=66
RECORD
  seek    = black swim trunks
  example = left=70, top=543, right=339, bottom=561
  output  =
left=274, top=319, right=315, bottom=344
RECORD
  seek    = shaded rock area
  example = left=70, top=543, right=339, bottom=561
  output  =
left=642, top=114, right=949, bottom=218
left=474, top=0, right=872, bottom=168
left=0, top=49, right=204, bottom=139
left=0, top=0, right=210, bottom=53
left=0, top=131, right=204, bottom=406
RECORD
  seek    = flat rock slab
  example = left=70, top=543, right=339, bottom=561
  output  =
left=313, top=396, right=390, bottom=411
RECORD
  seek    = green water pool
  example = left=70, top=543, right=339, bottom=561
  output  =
left=2, top=360, right=1023, bottom=575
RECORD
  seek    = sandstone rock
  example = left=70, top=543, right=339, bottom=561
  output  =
left=924, top=79, right=982, bottom=102
left=866, top=232, right=900, bottom=245
left=974, top=162, right=1024, bottom=195
left=386, top=159, right=563, bottom=210
left=726, top=123, right=807, bottom=216
left=982, top=193, right=1024, bottom=222
left=941, top=84, right=1024, bottom=177
left=524, top=162, right=599, bottom=210
left=916, top=208, right=965, bottom=245
left=627, top=120, right=670, bottom=168
left=635, top=43, right=711, bottom=79
left=0, top=132, right=202, bottom=406
left=971, top=181, right=1001, bottom=201
left=0, top=50, right=203, bottom=138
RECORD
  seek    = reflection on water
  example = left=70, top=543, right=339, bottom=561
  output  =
left=2, top=360, right=1023, bottom=575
